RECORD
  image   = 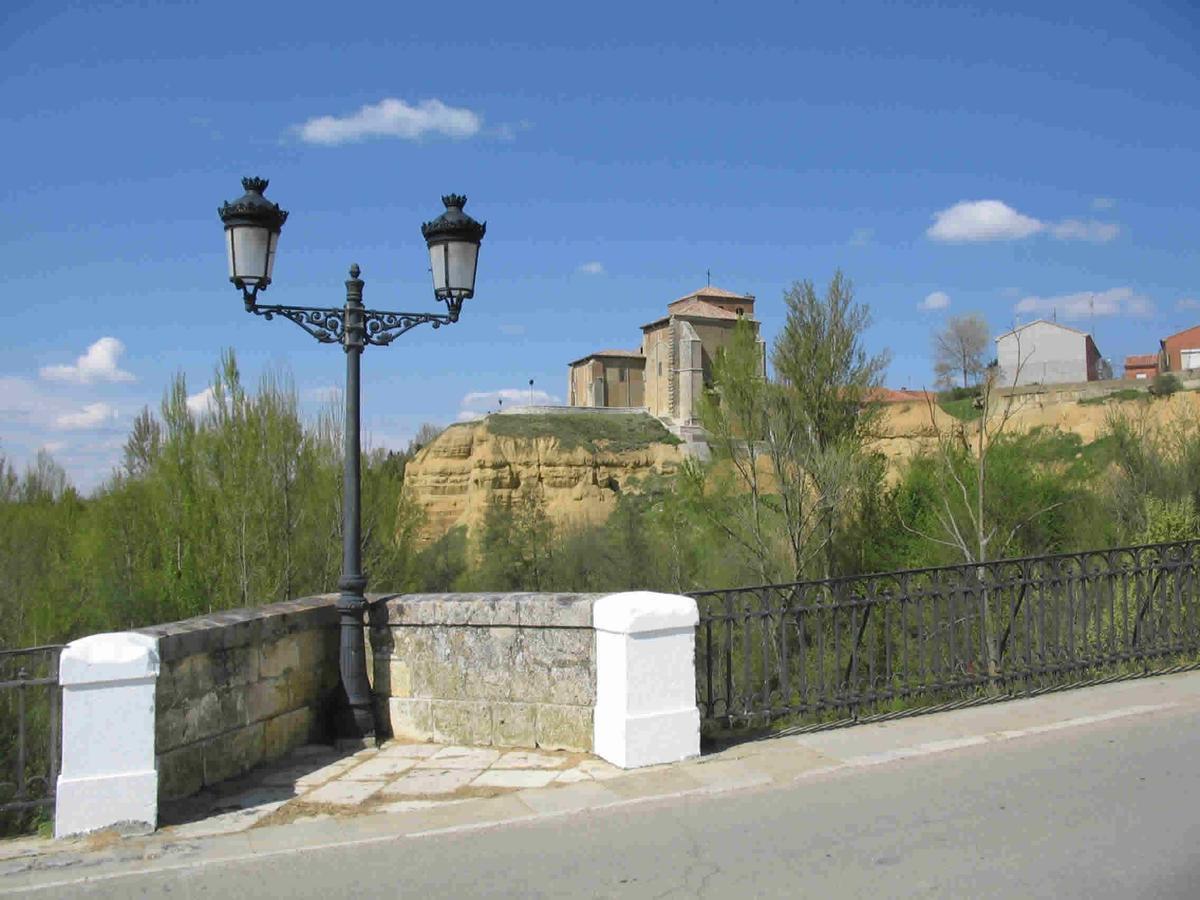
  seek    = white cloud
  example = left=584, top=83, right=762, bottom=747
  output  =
left=296, top=98, right=483, bottom=146
left=459, top=387, right=561, bottom=418
left=927, top=200, right=1118, bottom=244
left=919, top=291, right=951, bottom=311
left=462, top=388, right=560, bottom=407
left=577, top=261, right=606, bottom=275
left=928, top=200, right=1044, bottom=242
left=186, top=387, right=217, bottom=416
left=1048, top=219, right=1120, bottom=242
left=1091, top=197, right=1116, bottom=211
left=1015, top=287, right=1153, bottom=320
left=1177, top=298, right=1200, bottom=312
left=55, top=402, right=118, bottom=430
left=40, top=337, right=135, bottom=384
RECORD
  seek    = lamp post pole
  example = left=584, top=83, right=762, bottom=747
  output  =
left=218, top=178, right=486, bottom=740
left=337, top=264, right=371, bottom=737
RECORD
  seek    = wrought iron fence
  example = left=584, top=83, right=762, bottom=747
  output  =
left=690, top=540, right=1200, bottom=735
left=1, top=645, right=63, bottom=832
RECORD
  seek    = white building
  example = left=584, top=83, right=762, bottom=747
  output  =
left=995, top=320, right=1108, bottom=387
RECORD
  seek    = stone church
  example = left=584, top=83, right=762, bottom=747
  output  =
left=567, top=285, right=764, bottom=430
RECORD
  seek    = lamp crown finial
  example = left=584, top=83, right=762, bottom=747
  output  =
left=242, top=176, right=270, bottom=194
left=442, top=193, right=467, bottom=210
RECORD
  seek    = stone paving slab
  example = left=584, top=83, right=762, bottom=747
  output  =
left=472, top=769, right=559, bottom=789
left=490, top=750, right=566, bottom=770
left=417, top=747, right=501, bottom=770
left=301, top=779, right=387, bottom=807
left=341, top=756, right=419, bottom=781
left=381, top=767, right=481, bottom=797
left=169, top=801, right=288, bottom=839
left=375, top=743, right=441, bottom=759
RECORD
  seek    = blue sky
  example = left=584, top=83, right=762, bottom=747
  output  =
left=2, top=0, right=1198, bottom=490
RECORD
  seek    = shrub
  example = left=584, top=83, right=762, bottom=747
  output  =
left=1139, top=496, right=1200, bottom=544
left=1149, top=373, right=1182, bottom=397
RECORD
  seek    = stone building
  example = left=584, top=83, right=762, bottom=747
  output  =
left=567, top=286, right=764, bottom=429
left=995, top=319, right=1107, bottom=387
left=567, top=350, right=645, bottom=408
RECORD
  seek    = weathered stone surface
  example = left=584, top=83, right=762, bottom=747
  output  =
left=247, top=677, right=291, bottom=724
left=401, top=417, right=683, bottom=543
left=139, top=595, right=339, bottom=662
left=157, top=744, right=204, bottom=801
left=203, top=723, right=265, bottom=786
left=492, top=750, right=566, bottom=770
left=535, top=704, right=593, bottom=752
left=431, top=700, right=493, bottom=746
left=492, top=702, right=536, bottom=747
left=302, top=779, right=385, bottom=807
left=472, top=769, right=558, bottom=789
left=382, top=593, right=597, bottom=628
left=260, top=636, right=301, bottom=679
left=382, top=768, right=478, bottom=797
left=388, top=658, right=413, bottom=699
left=263, top=707, right=313, bottom=760
left=389, top=698, right=434, bottom=741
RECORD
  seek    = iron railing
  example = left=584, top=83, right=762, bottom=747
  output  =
left=1, top=645, right=63, bottom=829
left=690, top=540, right=1200, bottom=735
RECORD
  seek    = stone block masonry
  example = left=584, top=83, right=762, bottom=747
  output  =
left=55, top=590, right=700, bottom=837
left=370, top=593, right=600, bottom=752
left=137, top=594, right=346, bottom=802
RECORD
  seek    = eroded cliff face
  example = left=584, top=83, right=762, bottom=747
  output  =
left=407, top=392, right=1194, bottom=543
left=404, top=415, right=686, bottom=543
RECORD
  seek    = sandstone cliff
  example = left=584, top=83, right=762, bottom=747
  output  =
left=403, top=412, right=686, bottom=543
left=406, top=393, right=1200, bottom=543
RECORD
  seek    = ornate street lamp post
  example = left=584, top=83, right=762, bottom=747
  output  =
left=218, top=177, right=486, bottom=739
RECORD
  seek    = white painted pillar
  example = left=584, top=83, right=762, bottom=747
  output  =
left=593, top=591, right=700, bottom=768
left=55, top=633, right=160, bottom=838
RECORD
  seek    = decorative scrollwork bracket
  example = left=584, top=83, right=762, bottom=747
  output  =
left=240, top=282, right=464, bottom=351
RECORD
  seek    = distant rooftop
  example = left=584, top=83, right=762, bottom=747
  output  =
left=668, top=285, right=755, bottom=308
left=567, top=348, right=644, bottom=367
left=1125, top=354, right=1158, bottom=367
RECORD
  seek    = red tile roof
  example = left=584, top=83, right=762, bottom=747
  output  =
left=1125, top=354, right=1158, bottom=367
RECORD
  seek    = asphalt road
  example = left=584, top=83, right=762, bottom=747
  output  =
left=18, top=704, right=1200, bottom=898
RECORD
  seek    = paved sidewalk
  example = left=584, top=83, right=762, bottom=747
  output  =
left=4, top=670, right=1200, bottom=892
left=156, top=741, right=622, bottom=839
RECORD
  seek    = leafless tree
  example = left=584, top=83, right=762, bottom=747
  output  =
left=932, top=313, right=990, bottom=390
left=903, top=332, right=1063, bottom=677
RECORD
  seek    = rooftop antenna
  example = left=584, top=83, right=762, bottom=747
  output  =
left=706, top=268, right=711, bottom=287
left=529, top=378, right=534, bottom=407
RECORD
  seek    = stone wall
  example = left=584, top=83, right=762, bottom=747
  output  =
left=369, top=593, right=599, bottom=752
left=137, top=595, right=342, bottom=801
left=997, top=374, right=1200, bottom=404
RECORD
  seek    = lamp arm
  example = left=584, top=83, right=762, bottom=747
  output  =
left=243, top=294, right=465, bottom=349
